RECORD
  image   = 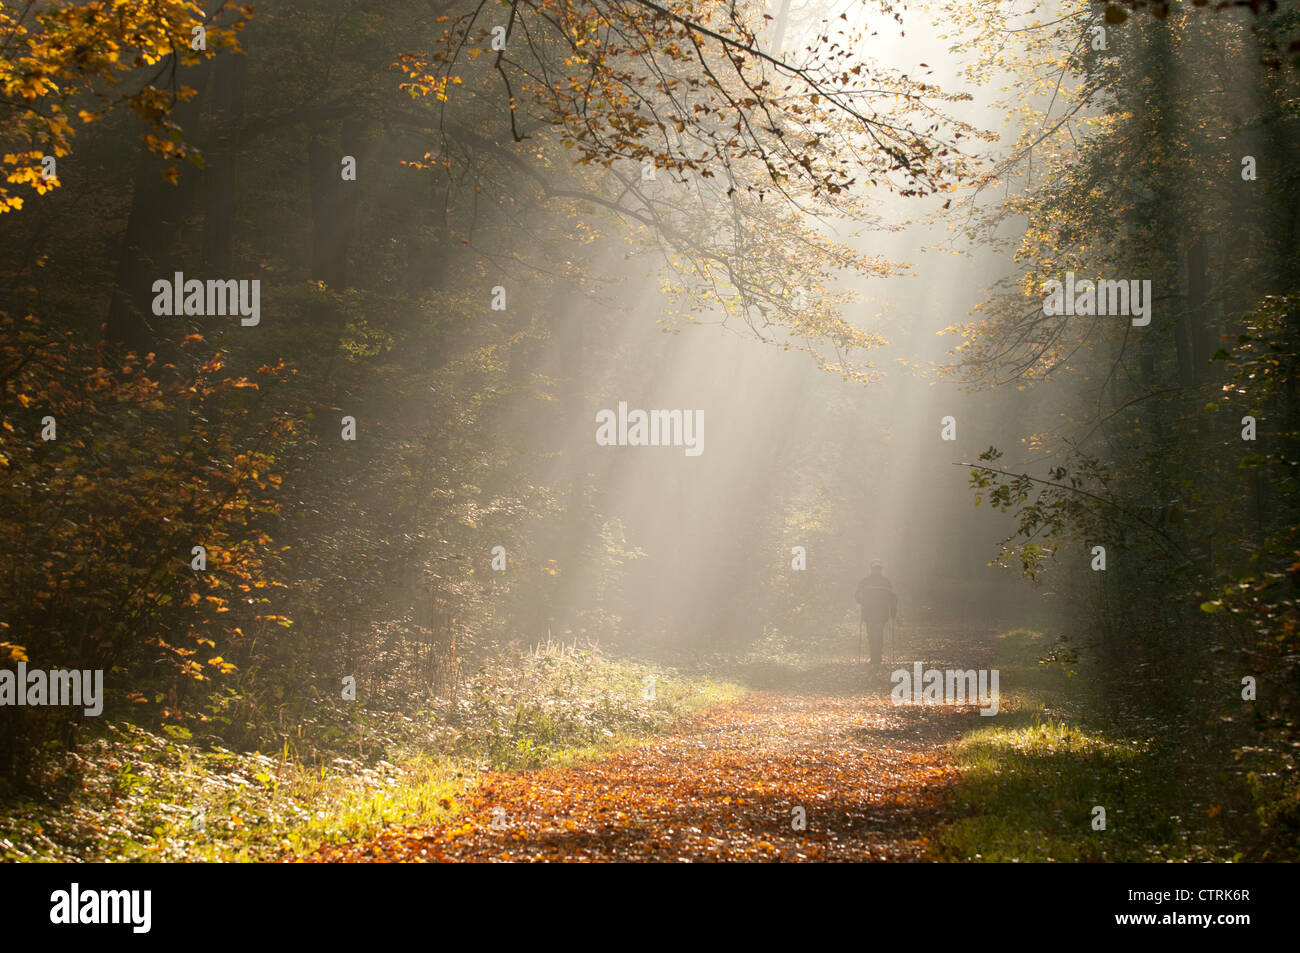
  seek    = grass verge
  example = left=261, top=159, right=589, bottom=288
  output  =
left=935, top=628, right=1266, bottom=861
left=0, top=643, right=743, bottom=862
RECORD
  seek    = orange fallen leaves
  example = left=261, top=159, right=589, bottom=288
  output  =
left=308, top=673, right=976, bottom=863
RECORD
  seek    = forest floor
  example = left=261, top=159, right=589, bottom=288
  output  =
left=309, top=626, right=997, bottom=862
left=5, top=622, right=1267, bottom=862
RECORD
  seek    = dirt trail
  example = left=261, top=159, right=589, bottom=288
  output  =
left=312, top=631, right=996, bottom=862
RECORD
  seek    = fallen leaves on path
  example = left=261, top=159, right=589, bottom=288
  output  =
left=308, top=661, right=983, bottom=862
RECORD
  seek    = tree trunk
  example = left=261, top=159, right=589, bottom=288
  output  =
left=202, top=54, right=248, bottom=273
left=105, top=58, right=213, bottom=351
left=1186, top=233, right=1212, bottom=382
left=308, top=118, right=363, bottom=291
left=770, top=0, right=793, bottom=53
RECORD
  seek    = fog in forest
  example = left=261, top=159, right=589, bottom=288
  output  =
left=2, top=0, right=1296, bottom=872
left=505, top=7, right=1041, bottom=656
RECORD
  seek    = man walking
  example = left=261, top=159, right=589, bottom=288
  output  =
left=855, top=558, right=898, bottom=667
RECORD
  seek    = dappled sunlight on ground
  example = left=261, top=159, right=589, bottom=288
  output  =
left=309, top=628, right=998, bottom=862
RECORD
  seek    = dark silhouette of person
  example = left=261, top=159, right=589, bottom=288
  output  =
left=855, top=559, right=898, bottom=666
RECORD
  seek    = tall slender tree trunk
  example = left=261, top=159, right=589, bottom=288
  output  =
left=105, top=58, right=213, bottom=351
left=308, top=118, right=363, bottom=291
left=202, top=54, right=248, bottom=273
left=770, top=0, right=793, bottom=53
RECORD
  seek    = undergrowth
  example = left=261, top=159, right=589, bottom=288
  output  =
left=0, top=642, right=741, bottom=861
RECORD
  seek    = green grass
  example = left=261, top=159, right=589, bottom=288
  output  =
left=940, top=718, right=1151, bottom=861
left=0, top=644, right=743, bottom=862
left=935, top=628, right=1254, bottom=862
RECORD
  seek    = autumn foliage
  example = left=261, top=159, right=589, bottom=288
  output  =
left=0, top=1, right=251, bottom=211
left=0, top=313, right=293, bottom=771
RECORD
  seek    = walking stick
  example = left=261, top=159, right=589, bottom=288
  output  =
left=857, top=617, right=864, bottom=661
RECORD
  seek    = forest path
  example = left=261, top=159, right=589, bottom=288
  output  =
left=312, top=627, right=996, bottom=862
